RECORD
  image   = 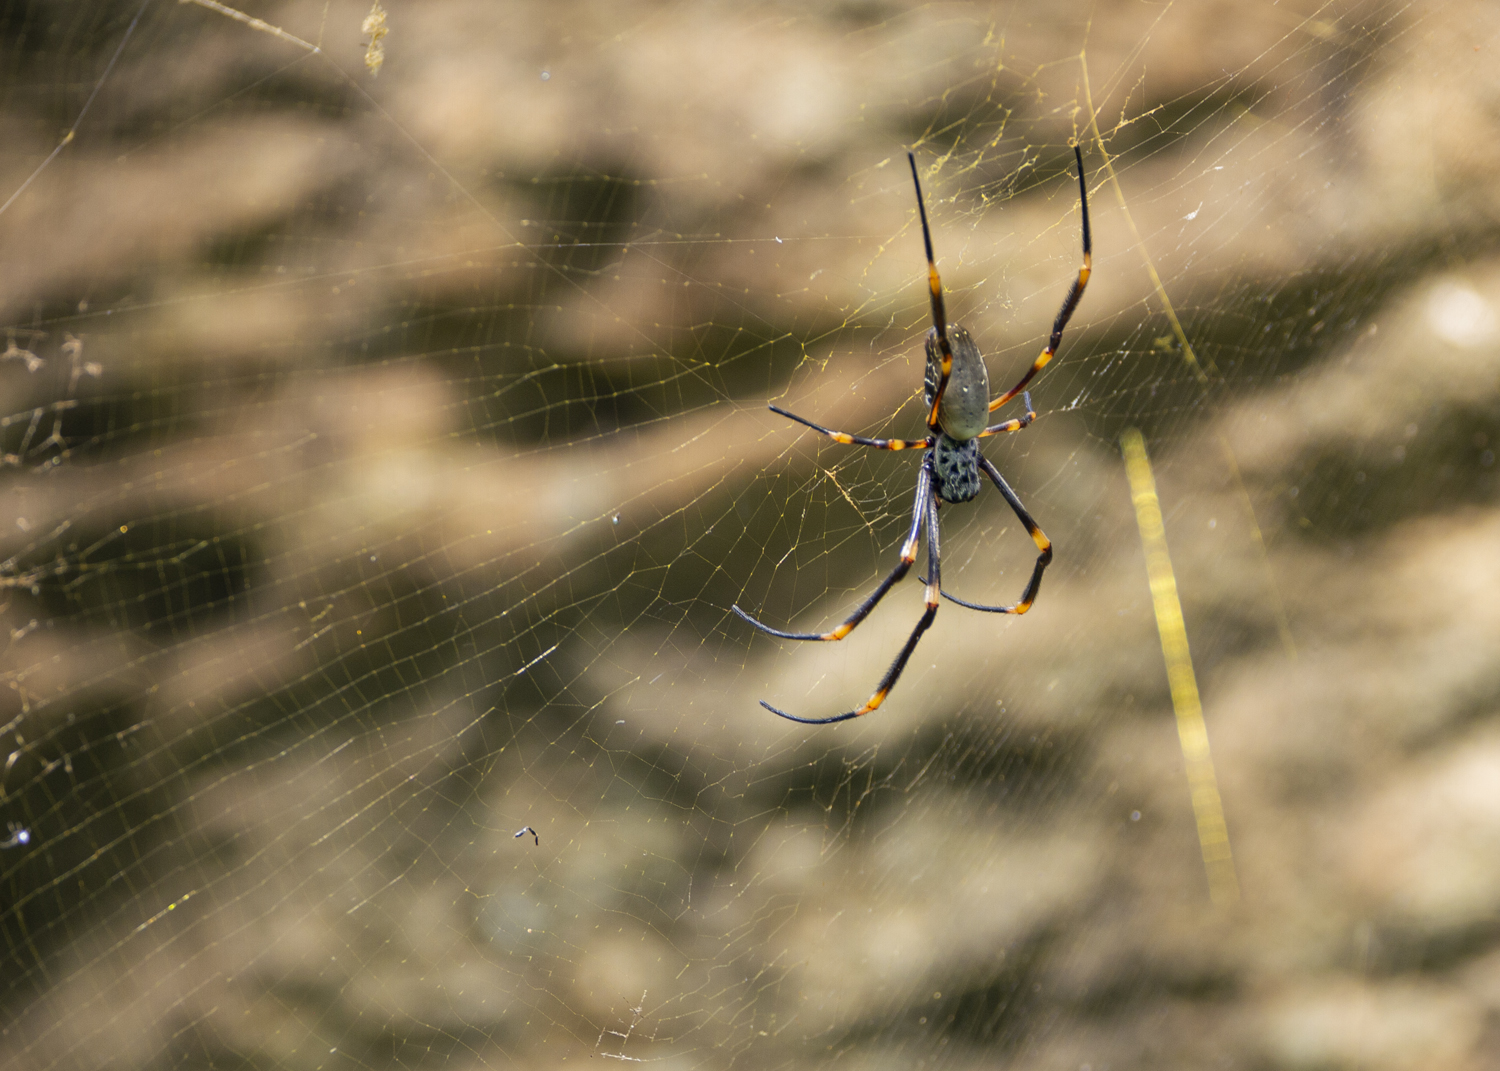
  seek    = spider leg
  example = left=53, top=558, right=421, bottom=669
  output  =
left=975, top=392, right=1035, bottom=439
left=767, top=404, right=933, bottom=451
left=939, top=454, right=1052, bottom=615
left=989, top=145, right=1091, bottom=413
left=908, top=152, right=957, bottom=432
left=734, top=459, right=932, bottom=642
left=764, top=483, right=944, bottom=724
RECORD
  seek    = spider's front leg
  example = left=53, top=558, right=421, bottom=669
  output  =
left=733, top=460, right=932, bottom=642
left=939, top=454, right=1053, bottom=615
left=762, top=480, right=944, bottom=724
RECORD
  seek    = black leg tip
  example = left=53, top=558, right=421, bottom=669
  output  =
left=760, top=699, right=860, bottom=725
left=731, top=604, right=767, bottom=630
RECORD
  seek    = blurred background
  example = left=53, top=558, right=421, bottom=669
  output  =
left=1, top=0, right=1498, bottom=1068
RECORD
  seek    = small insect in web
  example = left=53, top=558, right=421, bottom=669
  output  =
left=733, top=146, right=1092, bottom=724
left=514, top=825, right=538, bottom=846
left=1, top=822, right=30, bottom=849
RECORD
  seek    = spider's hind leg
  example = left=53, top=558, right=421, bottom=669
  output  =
left=989, top=145, right=1091, bottom=413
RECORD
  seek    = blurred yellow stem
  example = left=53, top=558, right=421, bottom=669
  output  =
left=1122, top=427, right=1239, bottom=905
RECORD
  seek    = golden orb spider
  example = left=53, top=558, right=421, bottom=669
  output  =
left=733, top=147, right=1092, bottom=724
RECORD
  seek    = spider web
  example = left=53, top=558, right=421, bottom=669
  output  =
left=2, top=1, right=1499, bottom=1069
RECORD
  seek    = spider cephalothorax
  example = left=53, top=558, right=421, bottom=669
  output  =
left=734, top=147, right=1092, bottom=724
left=931, top=432, right=982, bottom=504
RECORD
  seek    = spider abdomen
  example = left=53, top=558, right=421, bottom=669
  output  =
left=925, top=324, right=989, bottom=440
left=931, top=434, right=981, bottom=503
